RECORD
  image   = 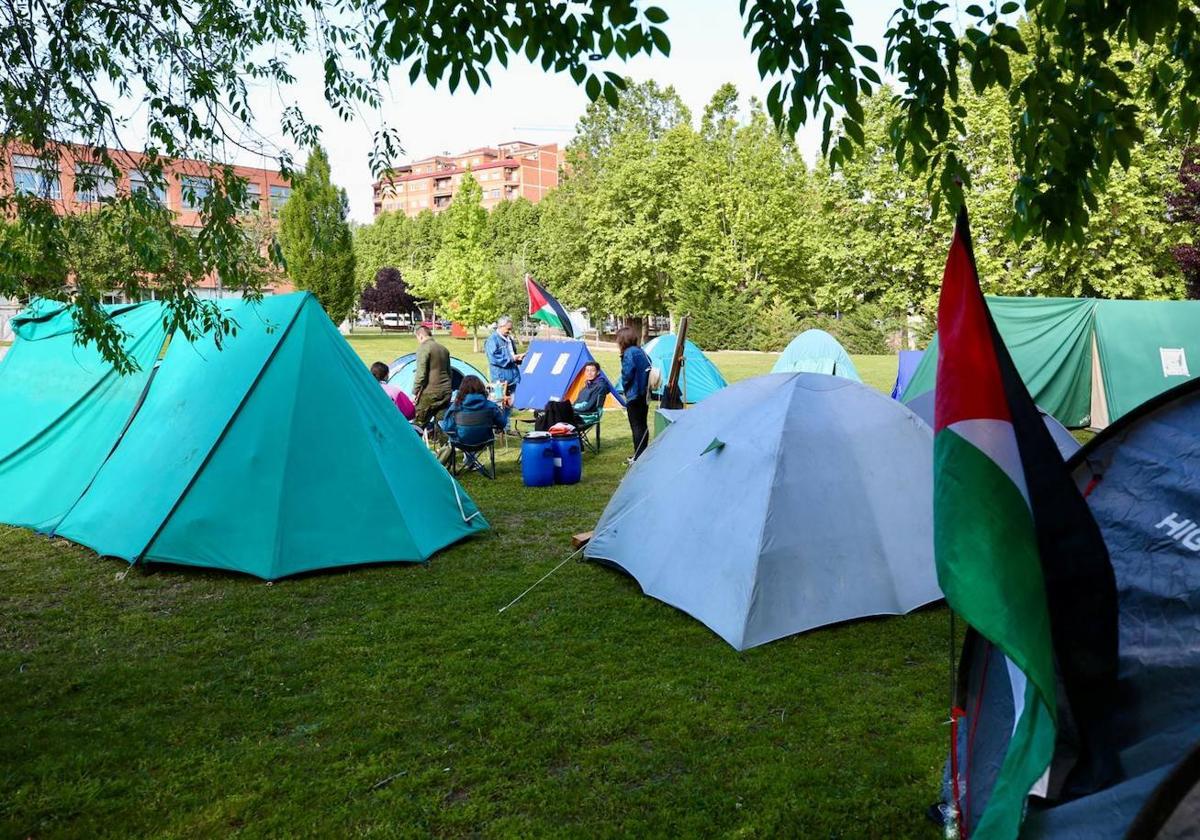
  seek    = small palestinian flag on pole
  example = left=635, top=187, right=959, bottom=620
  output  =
left=525, top=274, right=575, bottom=338
left=934, top=206, right=1119, bottom=838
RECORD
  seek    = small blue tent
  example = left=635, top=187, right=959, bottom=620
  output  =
left=642, top=334, right=727, bottom=404
left=388, top=352, right=487, bottom=398
left=772, top=329, right=861, bottom=381
left=511, top=339, right=622, bottom=411
left=890, top=350, right=924, bottom=399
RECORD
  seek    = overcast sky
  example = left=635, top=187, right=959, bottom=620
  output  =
left=237, top=0, right=892, bottom=223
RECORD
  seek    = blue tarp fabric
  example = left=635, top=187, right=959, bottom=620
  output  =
left=0, top=301, right=168, bottom=531
left=511, top=339, right=622, bottom=410
left=891, top=350, right=924, bottom=399
left=387, top=352, right=487, bottom=398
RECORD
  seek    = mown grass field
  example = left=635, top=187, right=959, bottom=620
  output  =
left=1, top=334, right=950, bottom=838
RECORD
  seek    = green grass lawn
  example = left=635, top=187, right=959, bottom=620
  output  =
left=0, top=336, right=951, bottom=838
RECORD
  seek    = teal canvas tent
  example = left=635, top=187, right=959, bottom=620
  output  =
left=0, top=294, right=487, bottom=579
left=902, top=296, right=1200, bottom=429
left=0, top=300, right=169, bottom=531
left=641, top=333, right=727, bottom=403
left=771, top=329, right=862, bottom=381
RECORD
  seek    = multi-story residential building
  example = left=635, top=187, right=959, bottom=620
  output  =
left=2, top=144, right=295, bottom=300
left=372, top=140, right=559, bottom=217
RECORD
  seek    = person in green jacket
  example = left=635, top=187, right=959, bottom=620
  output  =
left=412, top=326, right=453, bottom=428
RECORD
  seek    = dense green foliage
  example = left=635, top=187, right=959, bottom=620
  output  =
left=410, top=173, right=499, bottom=346
left=7, top=1, right=1200, bottom=364
left=354, top=78, right=1186, bottom=351
left=278, top=147, right=357, bottom=325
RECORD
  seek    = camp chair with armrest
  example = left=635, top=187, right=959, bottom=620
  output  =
left=576, top=410, right=602, bottom=453
left=447, top=408, right=498, bottom=479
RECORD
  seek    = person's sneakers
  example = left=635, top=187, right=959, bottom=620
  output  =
left=625, top=456, right=636, bottom=466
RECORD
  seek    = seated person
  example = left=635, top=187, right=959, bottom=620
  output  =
left=370, top=361, right=416, bottom=420
left=572, top=361, right=608, bottom=417
left=440, top=375, right=509, bottom=446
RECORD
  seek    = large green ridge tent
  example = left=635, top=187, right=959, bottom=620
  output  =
left=0, top=293, right=487, bottom=579
left=902, top=296, right=1200, bottom=428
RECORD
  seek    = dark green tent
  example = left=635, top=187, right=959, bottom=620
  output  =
left=902, top=296, right=1200, bottom=428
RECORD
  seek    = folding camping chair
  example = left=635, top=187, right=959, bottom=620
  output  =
left=576, top=410, right=602, bottom=453
left=446, top=408, right=497, bottom=479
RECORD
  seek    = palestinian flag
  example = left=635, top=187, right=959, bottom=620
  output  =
left=525, top=275, right=575, bottom=338
left=935, top=206, right=1119, bottom=838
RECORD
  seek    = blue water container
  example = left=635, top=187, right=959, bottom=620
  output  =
left=521, top=433, right=556, bottom=487
left=552, top=434, right=583, bottom=485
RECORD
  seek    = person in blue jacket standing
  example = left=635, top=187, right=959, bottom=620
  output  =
left=485, top=315, right=524, bottom=395
left=617, top=326, right=652, bottom=462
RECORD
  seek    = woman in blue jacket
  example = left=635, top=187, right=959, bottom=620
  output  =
left=440, top=376, right=509, bottom=447
left=617, top=326, right=651, bottom=461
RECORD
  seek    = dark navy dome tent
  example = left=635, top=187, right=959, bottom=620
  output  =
left=940, top=377, right=1200, bottom=838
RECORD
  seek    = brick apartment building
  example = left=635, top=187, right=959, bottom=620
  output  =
left=372, top=140, right=559, bottom=217
left=2, top=144, right=294, bottom=306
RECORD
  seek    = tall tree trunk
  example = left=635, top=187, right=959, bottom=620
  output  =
left=472, top=327, right=479, bottom=353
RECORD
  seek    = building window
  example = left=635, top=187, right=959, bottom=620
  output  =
left=269, top=184, right=291, bottom=216
left=129, top=170, right=167, bottom=205
left=181, top=175, right=212, bottom=211
left=74, top=163, right=117, bottom=203
left=240, top=182, right=262, bottom=214
left=490, top=189, right=500, bottom=198
left=11, top=154, right=61, bottom=199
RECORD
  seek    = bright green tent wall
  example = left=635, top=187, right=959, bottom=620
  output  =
left=0, top=300, right=168, bottom=531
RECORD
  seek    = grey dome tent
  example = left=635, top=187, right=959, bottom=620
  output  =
left=584, top=373, right=941, bottom=650
left=941, top=377, right=1200, bottom=838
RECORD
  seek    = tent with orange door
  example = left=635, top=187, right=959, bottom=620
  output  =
left=511, top=339, right=624, bottom=411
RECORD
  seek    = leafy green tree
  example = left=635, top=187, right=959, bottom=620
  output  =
left=486, top=197, right=542, bottom=321
left=417, top=173, right=498, bottom=350
left=1, top=0, right=662, bottom=364
left=353, top=209, right=443, bottom=295
left=570, top=79, right=691, bottom=162
left=1168, top=147, right=1200, bottom=299
left=278, top=146, right=357, bottom=325
left=10, top=0, right=1200, bottom=366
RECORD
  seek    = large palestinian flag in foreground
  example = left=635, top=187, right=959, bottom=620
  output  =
left=934, top=207, right=1119, bottom=838
left=525, top=275, right=575, bottom=338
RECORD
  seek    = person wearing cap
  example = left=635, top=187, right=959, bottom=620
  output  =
left=485, top=315, right=524, bottom=393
